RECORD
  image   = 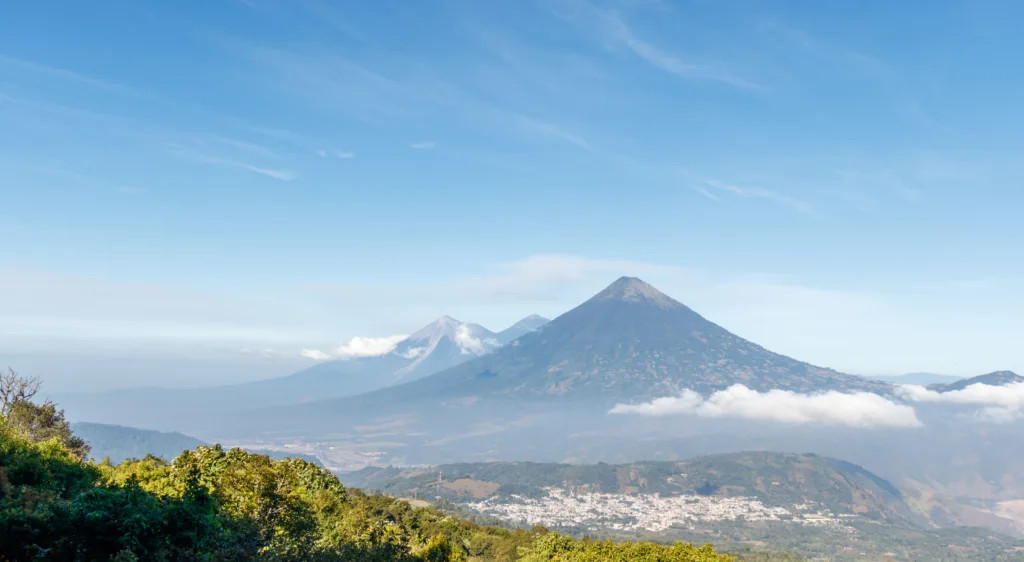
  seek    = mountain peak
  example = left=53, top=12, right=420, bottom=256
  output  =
left=407, top=315, right=463, bottom=341
left=508, top=314, right=549, bottom=330
left=592, top=276, right=679, bottom=308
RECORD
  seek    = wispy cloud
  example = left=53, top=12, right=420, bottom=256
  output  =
left=224, top=41, right=608, bottom=155
left=512, top=114, right=596, bottom=153
left=0, top=54, right=170, bottom=103
left=335, top=150, right=355, bottom=159
left=704, top=180, right=816, bottom=216
left=551, top=0, right=760, bottom=90
left=692, top=185, right=720, bottom=202
left=205, top=135, right=279, bottom=159
left=200, top=155, right=295, bottom=181
left=760, top=20, right=944, bottom=132
left=611, top=384, right=922, bottom=428
left=169, top=144, right=295, bottom=181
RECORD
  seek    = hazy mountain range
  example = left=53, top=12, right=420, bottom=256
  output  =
left=232, top=277, right=890, bottom=436
left=865, top=372, right=963, bottom=386
left=72, top=422, right=322, bottom=467
left=58, top=314, right=548, bottom=430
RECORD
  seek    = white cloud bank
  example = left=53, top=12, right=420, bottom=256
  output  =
left=610, top=384, right=922, bottom=428
left=301, top=334, right=408, bottom=361
left=896, top=382, right=1024, bottom=406
left=897, top=381, right=1024, bottom=424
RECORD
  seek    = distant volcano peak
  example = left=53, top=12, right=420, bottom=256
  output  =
left=592, top=276, right=680, bottom=308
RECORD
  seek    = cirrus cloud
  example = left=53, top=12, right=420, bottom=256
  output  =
left=610, top=384, right=922, bottom=428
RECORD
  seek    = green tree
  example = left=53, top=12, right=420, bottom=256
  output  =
left=4, top=398, right=90, bottom=459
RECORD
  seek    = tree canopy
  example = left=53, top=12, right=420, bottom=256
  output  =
left=0, top=369, right=736, bottom=561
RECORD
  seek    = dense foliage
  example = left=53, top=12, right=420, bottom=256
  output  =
left=0, top=371, right=735, bottom=562
left=518, top=533, right=731, bottom=562
left=0, top=431, right=736, bottom=561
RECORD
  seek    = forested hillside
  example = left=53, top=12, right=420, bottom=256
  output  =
left=0, top=371, right=735, bottom=561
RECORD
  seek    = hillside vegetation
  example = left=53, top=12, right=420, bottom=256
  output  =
left=0, top=371, right=736, bottom=561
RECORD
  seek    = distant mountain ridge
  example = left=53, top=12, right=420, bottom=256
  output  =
left=60, top=314, right=548, bottom=429
left=72, top=422, right=205, bottom=464
left=867, top=372, right=961, bottom=386
left=495, top=314, right=549, bottom=345
left=72, top=422, right=322, bottom=466
left=927, top=370, right=1023, bottom=392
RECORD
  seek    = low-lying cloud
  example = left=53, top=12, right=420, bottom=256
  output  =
left=454, top=325, right=484, bottom=355
left=610, top=384, right=922, bottom=428
left=301, top=334, right=408, bottom=361
left=896, top=382, right=1024, bottom=406
left=896, top=381, right=1024, bottom=424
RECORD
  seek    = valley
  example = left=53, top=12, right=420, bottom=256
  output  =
left=342, top=454, right=1024, bottom=561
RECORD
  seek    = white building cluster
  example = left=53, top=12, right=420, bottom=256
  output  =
left=465, top=487, right=856, bottom=533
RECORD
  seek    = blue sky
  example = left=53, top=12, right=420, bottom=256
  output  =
left=2, top=0, right=1023, bottom=390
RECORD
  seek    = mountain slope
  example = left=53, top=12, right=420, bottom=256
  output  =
left=496, top=314, right=549, bottom=345
left=365, top=277, right=888, bottom=404
left=238, top=277, right=889, bottom=443
left=73, top=422, right=206, bottom=464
